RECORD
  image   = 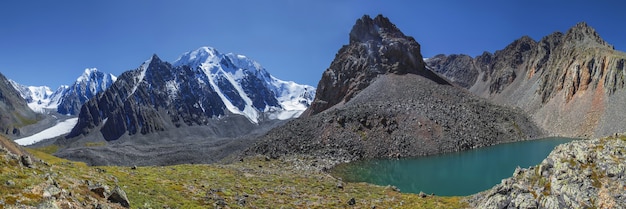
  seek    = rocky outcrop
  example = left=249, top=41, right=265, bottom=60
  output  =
left=0, top=73, right=39, bottom=136
left=304, top=15, right=448, bottom=116
left=426, top=22, right=626, bottom=137
left=108, top=186, right=130, bottom=208
left=469, top=137, right=626, bottom=208
left=0, top=135, right=130, bottom=208
left=244, top=15, right=543, bottom=162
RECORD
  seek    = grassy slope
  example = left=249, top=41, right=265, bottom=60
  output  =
left=1, top=145, right=466, bottom=208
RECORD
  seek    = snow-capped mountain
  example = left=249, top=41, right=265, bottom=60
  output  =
left=9, top=81, right=58, bottom=113
left=68, top=46, right=315, bottom=141
left=57, top=68, right=117, bottom=115
left=173, top=46, right=315, bottom=121
left=10, top=68, right=117, bottom=115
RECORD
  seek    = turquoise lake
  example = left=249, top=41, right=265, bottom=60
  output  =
left=331, top=137, right=578, bottom=196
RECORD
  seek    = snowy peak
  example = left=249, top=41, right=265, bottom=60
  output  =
left=172, top=46, right=315, bottom=122
left=10, top=68, right=117, bottom=115
left=9, top=80, right=56, bottom=113
left=57, top=68, right=117, bottom=115
left=173, top=46, right=220, bottom=68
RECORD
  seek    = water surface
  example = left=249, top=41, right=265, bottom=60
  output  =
left=331, top=137, right=577, bottom=196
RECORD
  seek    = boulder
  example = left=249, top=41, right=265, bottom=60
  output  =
left=107, top=186, right=130, bottom=208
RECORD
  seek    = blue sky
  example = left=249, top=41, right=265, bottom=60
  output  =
left=1, top=0, right=625, bottom=88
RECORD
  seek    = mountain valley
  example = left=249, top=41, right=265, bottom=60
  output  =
left=0, top=13, right=625, bottom=208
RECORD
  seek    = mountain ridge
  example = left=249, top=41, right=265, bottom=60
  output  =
left=426, top=21, right=626, bottom=137
left=64, top=46, right=314, bottom=142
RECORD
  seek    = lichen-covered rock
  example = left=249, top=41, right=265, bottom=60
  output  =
left=107, top=186, right=130, bottom=208
left=469, top=137, right=626, bottom=208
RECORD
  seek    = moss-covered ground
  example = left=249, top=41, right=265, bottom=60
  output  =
left=0, top=144, right=467, bottom=208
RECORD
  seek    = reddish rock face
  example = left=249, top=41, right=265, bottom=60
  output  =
left=426, top=22, right=626, bottom=137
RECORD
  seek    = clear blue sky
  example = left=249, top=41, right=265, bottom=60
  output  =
left=1, top=0, right=625, bottom=88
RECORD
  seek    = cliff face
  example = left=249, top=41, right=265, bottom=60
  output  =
left=244, top=15, right=543, bottom=162
left=426, top=22, right=626, bottom=137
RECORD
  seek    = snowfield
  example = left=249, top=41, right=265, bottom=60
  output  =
left=15, top=118, right=79, bottom=146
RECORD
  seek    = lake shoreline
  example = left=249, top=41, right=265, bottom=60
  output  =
left=330, top=137, right=579, bottom=196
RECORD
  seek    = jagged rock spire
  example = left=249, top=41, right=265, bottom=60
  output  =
left=349, top=14, right=407, bottom=44
left=304, top=14, right=448, bottom=116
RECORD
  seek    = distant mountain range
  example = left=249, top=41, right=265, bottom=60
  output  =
left=65, top=46, right=314, bottom=142
left=10, top=68, right=117, bottom=115
left=425, top=22, right=626, bottom=138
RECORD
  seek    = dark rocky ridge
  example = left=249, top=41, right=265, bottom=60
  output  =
left=243, top=14, right=543, bottom=162
left=0, top=73, right=40, bottom=136
left=426, top=22, right=626, bottom=137
left=67, top=55, right=227, bottom=140
left=303, top=15, right=448, bottom=116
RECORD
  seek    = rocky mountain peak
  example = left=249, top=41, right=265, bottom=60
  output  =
left=349, top=14, right=406, bottom=44
left=148, top=54, right=164, bottom=66
left=304, top=14, right=448, bottom=116
left=563, top=22, right=612, bottom=48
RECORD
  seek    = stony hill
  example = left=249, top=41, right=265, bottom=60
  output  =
left=426, top=22, right=626, bottom=138
left=244, top=14, right=543, bottom=162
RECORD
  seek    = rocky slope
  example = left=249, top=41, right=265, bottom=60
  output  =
left=0, top=73, right=40, bottom=136
left=244, top=15, right=543, bottom=162
left=469, top=136, right=626, bottom=208
left=426, top=22, right=626, bottom=137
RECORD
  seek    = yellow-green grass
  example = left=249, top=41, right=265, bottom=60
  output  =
left=14, top=147, right=467, bottom=208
